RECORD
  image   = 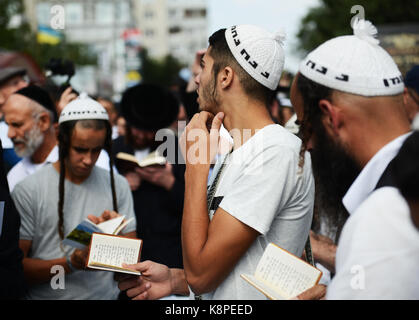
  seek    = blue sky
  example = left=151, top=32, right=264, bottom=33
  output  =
left=207, top=0, right=320, bottom=73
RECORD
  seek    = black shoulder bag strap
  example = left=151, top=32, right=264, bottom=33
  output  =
left=304, top=236, right=315, bottom=266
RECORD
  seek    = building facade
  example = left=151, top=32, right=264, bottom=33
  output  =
left=23, top=0, right=208, bottom=96
left=24, top=0, right=139, bottom=97
left=134, top=0, right=208, bottom=66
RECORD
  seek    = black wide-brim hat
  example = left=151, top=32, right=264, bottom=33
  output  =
left=120, top=83, right=180, bottom=131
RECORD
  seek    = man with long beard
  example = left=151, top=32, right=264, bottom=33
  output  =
left=291, top=20, right=415, bottom=299
left=3, top=85, right=59, bottom=191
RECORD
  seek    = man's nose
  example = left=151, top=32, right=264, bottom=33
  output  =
left=8, top=126, right=16, bottom=139
left=194, top=73, right=200, bottom=86
left=82, top=152, right=94, bottom=166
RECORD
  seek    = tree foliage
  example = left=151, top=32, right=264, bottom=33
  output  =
left=140, top=49, right=185, bottom=87
left=297, top=0, right=419, bottom=53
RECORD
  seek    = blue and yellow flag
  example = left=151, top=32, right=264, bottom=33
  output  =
left=37, top=25, right=62, bottom=45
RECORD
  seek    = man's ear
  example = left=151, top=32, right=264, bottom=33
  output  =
left=37, top=111, right=52, bottom=132
left=218, top=66, right=234, bottom=90
left=318, top=99, right=342, bottom=136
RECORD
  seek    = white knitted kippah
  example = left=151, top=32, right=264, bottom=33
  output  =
left=225, top=25, right=286, bottom=90
left=299, top=20, right=404, bottom=96
left=59, top=92, right=109, bottom=124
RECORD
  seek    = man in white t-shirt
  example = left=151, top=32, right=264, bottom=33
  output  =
left=290, top=20, right=415, bottom=299
left=12, top=93, right=137, bottom=299
left=3, top=85, right=59, bottom=191
left=117, top=25, right=315, bottom=300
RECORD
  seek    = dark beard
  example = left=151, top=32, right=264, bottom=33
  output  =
left=310, top=125, right=361, bottom=239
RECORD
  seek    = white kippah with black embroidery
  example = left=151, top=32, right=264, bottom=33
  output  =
left=299, top=20, right=404, bottom=97
left=59, top=92, right=109, bottom=124
left=225, top=24, right=286, bottom=91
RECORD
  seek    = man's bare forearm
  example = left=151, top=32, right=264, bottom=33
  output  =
left=23, top=257, right=71, bottom=285
left=182, top=166, right=210, bottom=275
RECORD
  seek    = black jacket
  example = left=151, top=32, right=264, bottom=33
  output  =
left=112, top=134, right=185, bottom=268
left=0, top=140, right=26, bottom=299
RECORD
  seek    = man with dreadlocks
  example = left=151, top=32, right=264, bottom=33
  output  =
left=11, top=93, right=136, bottom=300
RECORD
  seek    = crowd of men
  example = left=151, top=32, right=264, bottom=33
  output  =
left=0, top=18, right=418, bottom=300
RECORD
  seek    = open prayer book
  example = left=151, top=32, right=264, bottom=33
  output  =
left=62, top=215, right=134, bottom=249
left=115, top=151, right=166, bottom=173
left=86, top=233, right=143, bottom=275
left=241, top=243, right=322, bottom=300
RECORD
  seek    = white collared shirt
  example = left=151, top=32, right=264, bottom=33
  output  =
left=328, top=187, right=419, bottom=299
left=0, top=121, right=13, bottom=148
left=342, top=132, right=411, bottom=215
left=7, top=145, right=59, bottom=192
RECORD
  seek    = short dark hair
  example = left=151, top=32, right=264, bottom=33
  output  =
left=208, top=28, right=275, bottom=107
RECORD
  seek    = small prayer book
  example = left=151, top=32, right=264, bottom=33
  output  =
left=115, top=151, right=166, bottom=173
left=86, top=233, right=143, bottom=275
left=62, top=215, right=134, bottom=249
left=241, top=242, right=322, bottom=300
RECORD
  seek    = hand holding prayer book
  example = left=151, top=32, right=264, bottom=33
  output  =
left=62, top=215, right=134, bottom=249
left=115, top=151, right=166, bottom=174
left=86, top=233, right=143, bottom=275
left=241, top=243, right=322, bottom=300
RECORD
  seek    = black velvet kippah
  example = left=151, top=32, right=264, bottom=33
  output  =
left=15, top=85, right=58, bottom=123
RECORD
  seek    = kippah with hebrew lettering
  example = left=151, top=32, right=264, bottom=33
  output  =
left=225, top=24, right=286, bottom=90
left=299, top=20, right=404, bottom=96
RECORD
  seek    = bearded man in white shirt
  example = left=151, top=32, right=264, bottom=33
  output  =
left=3, top=85, right=58, bottom=191
left=291, top=20, right=416, bottom=299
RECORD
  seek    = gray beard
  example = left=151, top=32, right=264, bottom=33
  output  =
left=14, top=125, right=45, bottom=158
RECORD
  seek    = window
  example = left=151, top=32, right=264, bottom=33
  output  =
left=145, top=29, right=155, bottom=37
left=117, top=2, right=131, bottom=23
left=36, top=3, right=51, bottom=26
left=65, top=3, right=83, bottom=25
left=144, top=10, right=154, bottom=19
left=96, top=2, right=114, bottom=24
left=168, top=9, right=177, bottom=18
left=184, top=9, right=206, bottom=18
left=169, top=26, right=181, bottom=34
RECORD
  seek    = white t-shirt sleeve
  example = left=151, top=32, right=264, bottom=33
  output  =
left=219, top=144, right=299, bottom=235
left=11, top=182, right=36, bottom=241
left=7, top=161, right=25, bottom=193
